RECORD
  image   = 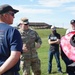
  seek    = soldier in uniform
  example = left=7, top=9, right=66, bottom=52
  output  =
left=18, top=18, right=42, bottom=75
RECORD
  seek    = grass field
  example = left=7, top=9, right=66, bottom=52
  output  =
left=20, top=28, right=67, bottom=75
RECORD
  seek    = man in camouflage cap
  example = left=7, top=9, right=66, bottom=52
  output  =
left=18, top=17, right=42, bottom=75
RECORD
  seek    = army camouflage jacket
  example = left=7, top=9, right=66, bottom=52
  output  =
left=19, top=29, right=42, bottom=59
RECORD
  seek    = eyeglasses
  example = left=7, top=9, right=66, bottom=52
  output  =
left=7, top=12, right=15, bottom=17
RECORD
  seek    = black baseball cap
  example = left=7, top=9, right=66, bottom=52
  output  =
left=70, top=19, right=75, bottom=24
left=0, top=4, right=19, bottom=14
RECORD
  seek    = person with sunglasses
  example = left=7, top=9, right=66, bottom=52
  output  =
left=0, top=4, right=23, bottom=75
left=18, top=18, right=42, bottom=75
left=48, top=26, right=62, bottom=74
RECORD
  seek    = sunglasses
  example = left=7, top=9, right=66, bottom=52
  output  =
left=24, top=24, right=28, bottom=25
left=7, top=12, right=15, bottom=17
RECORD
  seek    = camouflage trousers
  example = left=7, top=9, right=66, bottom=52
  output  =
left=20, top=58, right=41, bottom=75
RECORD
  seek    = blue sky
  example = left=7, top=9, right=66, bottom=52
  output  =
left=1, top=0, right=75, bottom=28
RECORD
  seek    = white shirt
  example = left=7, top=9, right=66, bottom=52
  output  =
left=66, top=28, right=75, bottom=34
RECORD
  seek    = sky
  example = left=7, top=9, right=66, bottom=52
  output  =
left=1, top=0, right=75, bottom=28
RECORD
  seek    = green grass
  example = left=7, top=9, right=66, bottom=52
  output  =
left=20, top=28, right=67, bottom=75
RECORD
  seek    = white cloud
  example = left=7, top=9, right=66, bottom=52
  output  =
left=11, top=0, right=75, bottom=28
left=30, top=0, right=34, bottom=2
left=13, top=5, right=52, bottom=14
left=38, top=0, right=75, bottom=7
left=65, top=5, right=75, bottom=16
left=67, top=5, right=75, bottom=11
left=72, top=12, right=75, bottom=16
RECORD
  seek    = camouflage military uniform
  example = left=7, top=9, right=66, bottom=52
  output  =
left=19, top=28, right=42, bottom=75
